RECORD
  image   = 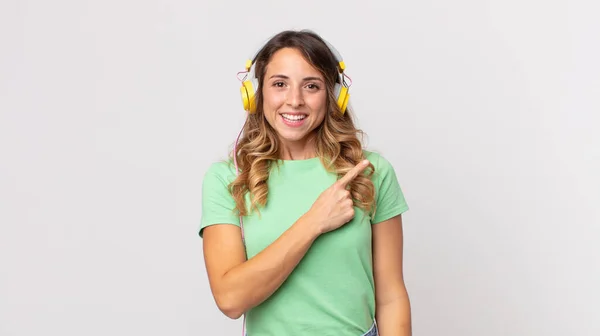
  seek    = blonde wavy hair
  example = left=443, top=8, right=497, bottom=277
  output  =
left=229, top=30, right=376, bottom=218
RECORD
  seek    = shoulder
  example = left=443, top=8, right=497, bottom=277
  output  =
left=202, top=159, right=237, bottom=188
left=362, top=149, right=410, bottom=221
left=204, top=159, right=236, bottom=177
left=363, top=150, right=396, bottom=178
left=199, top=159, right=241, bottom=236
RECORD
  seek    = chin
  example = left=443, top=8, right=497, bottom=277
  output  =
left=277, top=130, right=309, bottom=143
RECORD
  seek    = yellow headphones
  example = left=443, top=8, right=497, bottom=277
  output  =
left=240, top=36, right=351, bottom=115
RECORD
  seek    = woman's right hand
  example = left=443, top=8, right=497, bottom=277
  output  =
left=304, top=159, right=371, bottom=235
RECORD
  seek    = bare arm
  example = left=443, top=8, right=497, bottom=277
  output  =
left=373, top=214, right=412, bottom=335
left=203, top=159, right=371, bottom=319
left=203, top=215, right=320, bottom=319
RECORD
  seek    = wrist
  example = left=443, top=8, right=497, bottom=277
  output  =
left=297, top=212, right=324, bottom=239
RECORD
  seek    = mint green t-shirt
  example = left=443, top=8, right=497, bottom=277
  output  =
left=199, top=150, right=409, bottom=336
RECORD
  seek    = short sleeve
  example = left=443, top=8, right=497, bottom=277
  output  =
left=367, top=151, right=409, bottom=224
left=199, top=161, right=241, bottom=237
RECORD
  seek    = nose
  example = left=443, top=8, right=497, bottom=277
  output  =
left=285, top=86, right=305, bottom=108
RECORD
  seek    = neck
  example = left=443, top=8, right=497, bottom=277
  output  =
left=279, top=135, right=317, bottom=160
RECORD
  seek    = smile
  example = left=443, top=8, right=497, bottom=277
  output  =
left=281, top=113, right=307, bottom=121
left=280, top=113, right=307, bottom=128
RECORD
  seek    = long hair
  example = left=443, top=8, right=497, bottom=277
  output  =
left=229, top=30, right=376, bottom=217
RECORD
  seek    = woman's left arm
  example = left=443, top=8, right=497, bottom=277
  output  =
left=373, top=214, right=412, bottom=336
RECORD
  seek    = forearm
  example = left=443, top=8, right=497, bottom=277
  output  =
left=376, top=294, right=412, bottom=336
left=216, top=215, right=320, bottom=318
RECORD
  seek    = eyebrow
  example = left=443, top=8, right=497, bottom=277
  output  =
left=269, top=74, right=324, bottom=82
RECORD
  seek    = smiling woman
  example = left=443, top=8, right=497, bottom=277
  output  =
left=199, top=30, right=411, bottom=336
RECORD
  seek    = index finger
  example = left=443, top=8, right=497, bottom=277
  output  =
left=336, top=159, right=370, bottom=187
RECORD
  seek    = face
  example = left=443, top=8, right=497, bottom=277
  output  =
left=261, top=47, right=328, bottom=145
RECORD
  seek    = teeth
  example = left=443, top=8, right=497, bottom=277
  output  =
left=282, top=114, right=306, bottom=121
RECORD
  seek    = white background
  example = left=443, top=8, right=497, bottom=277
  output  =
left=1, top=0, right=598, bottom=335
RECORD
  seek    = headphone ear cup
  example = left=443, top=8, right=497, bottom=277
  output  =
left=335, top=84, right=349, bottom=114
left=240, top=78, right=259, bottom=113
left=340, top=88, right=350, bottom=114
left=240, top=82, right=251, bottom=112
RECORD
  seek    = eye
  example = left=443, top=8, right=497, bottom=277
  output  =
left=272, top=81, right=285, bottom=88
left=306, top=83, right=320, bottom=90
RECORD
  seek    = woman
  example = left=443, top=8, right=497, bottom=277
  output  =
left=199, top=29, right=411, bottom=336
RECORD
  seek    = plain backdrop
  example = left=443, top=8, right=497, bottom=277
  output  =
left=1, top=0, right=598, bottom=335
